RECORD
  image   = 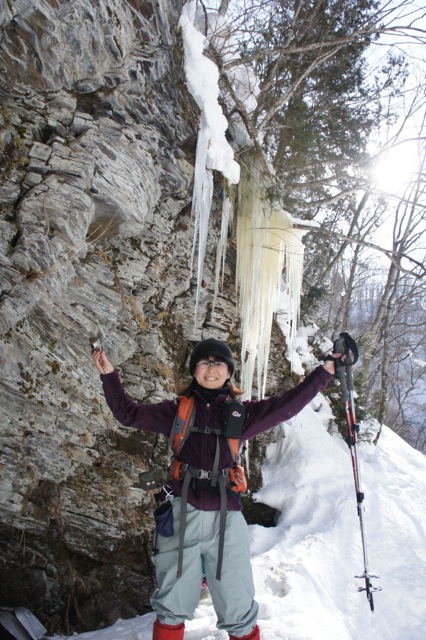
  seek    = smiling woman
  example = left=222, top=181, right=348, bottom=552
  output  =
left=92, top=336, right=336, bottom=640
left=371, top=140, right=420, bottom=194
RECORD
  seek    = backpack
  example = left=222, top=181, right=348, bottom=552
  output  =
left=167, top=395, right=247, bottom=494
left=163, top=395, right=248, bottom=581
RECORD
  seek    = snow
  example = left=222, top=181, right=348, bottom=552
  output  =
left=200, top=9, right=260, bottom=148
left=179, top=3, right=240, bottom=184
left=283, top=326, right=335, bottom=377
left=49, top=357, right=426, bottom=640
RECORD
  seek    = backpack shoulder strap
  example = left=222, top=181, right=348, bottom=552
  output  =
left=227, top=438, right=240, bottom=464
left=169, top=395, right=196, bottom=458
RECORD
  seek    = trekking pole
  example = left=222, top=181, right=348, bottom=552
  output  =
left=333, top=332, right=381, bottom=612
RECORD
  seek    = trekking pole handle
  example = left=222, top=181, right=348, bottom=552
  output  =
left=333, top=331, right=359, bottom=368
left=337, top=365, right=349, bottom=401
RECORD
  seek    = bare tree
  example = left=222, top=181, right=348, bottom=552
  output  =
left=203, top=1, right=426, bottom=449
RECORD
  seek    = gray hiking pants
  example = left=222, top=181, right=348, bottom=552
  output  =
left=150, top=497, right=259, bottom=637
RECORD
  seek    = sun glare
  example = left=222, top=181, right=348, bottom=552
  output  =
left=371, top=142, right=420, bottom=194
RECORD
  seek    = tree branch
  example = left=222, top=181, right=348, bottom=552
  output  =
left=293, top=224, right=426, bottom=278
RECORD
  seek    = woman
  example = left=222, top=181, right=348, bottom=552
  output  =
left=93, top=337, right=337, bottom=640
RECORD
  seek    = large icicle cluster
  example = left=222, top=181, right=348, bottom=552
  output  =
left=237, top=157, right=308, bottom=399
left=179, top=2, right=309, bottom=398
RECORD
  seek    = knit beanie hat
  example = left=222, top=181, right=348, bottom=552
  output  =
left=189, top=338, right=235, bottom=376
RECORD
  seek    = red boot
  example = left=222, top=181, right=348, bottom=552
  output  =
left=152, top=618, right=185, bottom=640
left=229, top=624, right=260, bottom=640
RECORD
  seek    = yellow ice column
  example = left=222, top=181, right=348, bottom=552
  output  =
left=236, top=158, right=306, bottom=399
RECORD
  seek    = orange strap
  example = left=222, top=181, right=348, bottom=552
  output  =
left=170, top=396, right=196, bottom=457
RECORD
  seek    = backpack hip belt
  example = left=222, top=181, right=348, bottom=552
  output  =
left=169, top=459, right=247, bottom=493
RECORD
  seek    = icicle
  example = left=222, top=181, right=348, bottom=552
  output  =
left=212, top=188, right=233, bottom=313
left=237, top=156, right=307, bottom=400
left=282, top=227, right=306, bottom=348
left=190, top=116, right=214, bottom=321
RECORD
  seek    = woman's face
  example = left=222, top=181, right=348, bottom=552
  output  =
left=193, top=355, right=230, bottom=389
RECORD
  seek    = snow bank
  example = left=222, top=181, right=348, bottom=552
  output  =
left=51, top=397, right=426, bottom=640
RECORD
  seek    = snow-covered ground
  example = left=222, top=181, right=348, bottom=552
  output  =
left=50, top=391, right=426, bottom=640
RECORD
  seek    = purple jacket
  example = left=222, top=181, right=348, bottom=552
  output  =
left=101, top=366, right=332, bottom=511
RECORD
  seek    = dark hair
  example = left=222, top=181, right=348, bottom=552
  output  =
left=177, top=379, right=243, bottom=398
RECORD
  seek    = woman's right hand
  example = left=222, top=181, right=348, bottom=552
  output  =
left=92, top=349, right=114, bottom=375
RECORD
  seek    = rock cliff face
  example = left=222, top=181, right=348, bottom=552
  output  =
left=0, top=1, right=287, bottom=633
